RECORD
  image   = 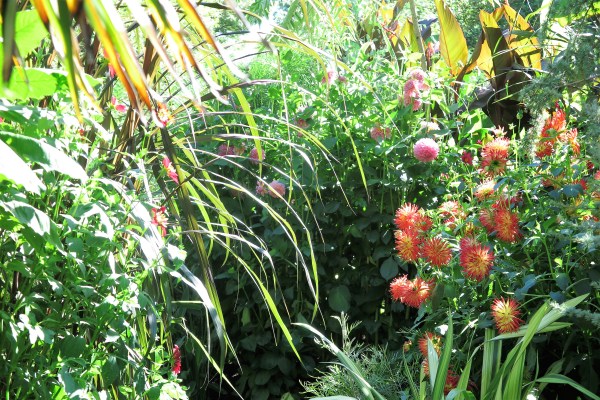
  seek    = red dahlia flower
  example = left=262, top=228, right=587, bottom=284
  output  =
left=459, top=237, right=494, bottom=281
left=491, top=297, right=523, bottom=333
left=394, top=230, right=422, bottom=262
left=389, top=275, right=434, bottom=308
left=421, top=236, right=452, bottom=267
left=418, top=332, right=442, bottom=358
left=493, top=208, right=522, bottom=243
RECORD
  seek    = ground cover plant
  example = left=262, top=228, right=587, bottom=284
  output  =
left=0, top=0, right=599, bottom=399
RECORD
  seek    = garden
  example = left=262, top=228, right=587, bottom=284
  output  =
left=0, top=0, right=599, bottom=399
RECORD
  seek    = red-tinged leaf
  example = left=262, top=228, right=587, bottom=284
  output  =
left=503, top=4, right=542, bottom=70
left=434, top=0, right=468, bottom=75
left=479, top=9, right=513, bottom=90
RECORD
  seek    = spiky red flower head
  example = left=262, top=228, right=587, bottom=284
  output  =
left=536, top=104, right=567, bottom=158
left=418, top=332, right=442, bottom=358
left=459, top=238, right=494, bottom=281
left=475, top=180, right=496, bottom=201
left=479, top=208, right=496, bottom=233
left=480, top=152, right=508, bottom=177
left=491, top=297, right=523, bottom=333
left=394, top=203, right=432, bottom=234
left=493, top=208, right=522, bottom=243
left=444, top=370, right=460, bottom=395
left=391, top=276, right=434, bottom=308
left=394, top=230, right=422, bottom=262
left=421, top=236, right=452, bottom=267
left=482, top=137, right=510, bottom=160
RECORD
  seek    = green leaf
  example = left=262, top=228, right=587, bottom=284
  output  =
left=0, top=131, right=87, bottom=181
left=380, top=257, right=399, bottom=280
left=0, top=68, right=59, bottom=100
left=0, top=139, right=45, bottom=193
left=2, top=200, right=62, bottom=249
left=328, top=285, right=351, bottom=313
left=14, top=10, right=48, bottom=57
left=535, top=374, right=600, bottom=400
left=101, top=356, right=119, bottom=386
left=432, top=315, right=453, bottom=400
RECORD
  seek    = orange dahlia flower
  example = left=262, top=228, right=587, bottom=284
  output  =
left=491, top=297, right=523, bottom=333
left=421, top=236, right=452, bottom=267
left=394, top=230, right=422, bottom=262
left=459, top=238, right=494, bottom=281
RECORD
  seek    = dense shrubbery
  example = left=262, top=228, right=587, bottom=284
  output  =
left=1, top=1, right=599, bottom=399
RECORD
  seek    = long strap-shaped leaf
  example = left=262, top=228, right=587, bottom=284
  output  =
left=160, top=126, right=233, bottom=372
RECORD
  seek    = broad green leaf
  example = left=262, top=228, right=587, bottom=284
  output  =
left=2, top=200, right=62, bottom=249
left=0, top=139, right=45, bottom=194
left=0, top=68, right=58, bottom=100
left=380, top=257, right=398, bottom=280
left=434, top=0, right=468, bottom=75
left=15, top=10, right=49, bottom=57
left=0, top=131, right=87, bottom=181
left=328, top=285, right=351, bottom=313
left=479, top=10, right=513, bottom=90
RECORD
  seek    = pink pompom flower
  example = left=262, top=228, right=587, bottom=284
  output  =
left=249, top=147, right=264, bottom=165
left=268, top=180, right=286, bottom=198
left=413, top=138, right=439, bottom=162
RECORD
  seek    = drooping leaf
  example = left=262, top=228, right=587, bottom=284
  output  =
left=502, top=4, right=542, bottom=70
left=0, top=131, right=87, bottom=181
left=2, top=200, right=62, bottom=249
left=434, top=0, right=468, bottom=75
left=0, top=139, right=45, bottom=194
left=479, top=10, right=513, bottom=90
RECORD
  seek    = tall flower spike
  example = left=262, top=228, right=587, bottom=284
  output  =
left=491, top=297, right=523, bottom=333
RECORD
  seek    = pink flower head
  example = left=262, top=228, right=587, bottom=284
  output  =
left=295, top=118, right=309, bottom=129
left=111, top=96, right=127, bottom=113
left=151, top=206, right=168, bottom=237
left=413, top=138, right=439, bottom=162
left=461, top=151, right=474, bottom=165
left=408, top=68, right=426, bottom=82
left=162, top=157, right=179, bottom=184
left=370, top=124, right=391, bottom=142
left=156, top=103, right=173, bottom=127
left=249, top=147, right=264, bottom=165
left=321, top=70, right=336, bottom=84
left=172, top=345, right=181, bottom=375
left=217, top=144, right=236, bottom=157
left=256, top=181, right=267, bottom=196
left=268, top=180, right=286, bottom=199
